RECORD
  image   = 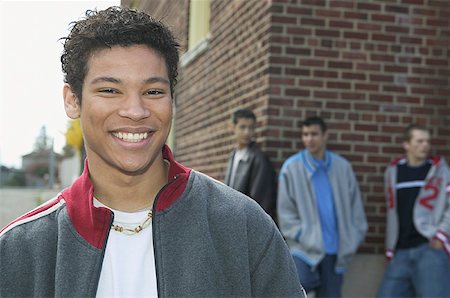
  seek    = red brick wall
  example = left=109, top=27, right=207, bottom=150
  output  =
left=123, top=0, right=450, bottom=254
left=268, top=0, right=450, bottom=253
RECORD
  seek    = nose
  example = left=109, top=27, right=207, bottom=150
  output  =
left=118, top=93, right=150, bottom=121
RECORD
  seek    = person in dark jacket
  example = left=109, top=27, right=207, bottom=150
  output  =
left=224, top=108, right=277, bottom=220
left=0, top=7, right=305, bottom=297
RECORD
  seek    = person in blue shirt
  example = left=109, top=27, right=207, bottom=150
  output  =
left=277, top=116, right=367, bottom=298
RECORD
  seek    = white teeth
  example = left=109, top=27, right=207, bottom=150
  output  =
left=113, top=132, right=149, bottom=142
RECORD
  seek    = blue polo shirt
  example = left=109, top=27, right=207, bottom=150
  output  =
left=305, top=151, right=339, bottom=254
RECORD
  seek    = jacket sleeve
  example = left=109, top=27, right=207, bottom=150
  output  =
left=249, top=152, right=277, bottom=216
left=277, top=166, right=302, bottom=242
left=436, top=161, right=450, bottom=243
left=247, top=205, right=306, bottom=297
left=347, top=163, right=368, bottom=244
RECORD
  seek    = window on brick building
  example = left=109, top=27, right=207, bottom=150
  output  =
left=181, top=0, right=210, bottom=66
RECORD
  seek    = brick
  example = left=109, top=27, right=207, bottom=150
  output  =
left=343, top=11, right=368, bottom=20
left=329, top=1, right=354, bottom=8
left=388, top=6, right=410, bottom=14
left=326, top=102, right=351, bottom=109
left=315, top=29, right=340, bottom=38
left=285, top=67, right=310, bottom=76
left=381, top=104, right=408, bottom=113
left=299, top=59, right=325, bottom=67
left=285, top=88, right=310, bottom=97
left=370, top=94, right=394, bottom=102
left=315, top=49, right=339, bottom=58
left=272, top=15, right=297, bottom=24
left=342, top=72, right=366, bottom=80
left=370, top=54, right=395, bottom=63
left=314, top=70, right=339, bottom=78
left=344, top=31, right=369, bottom=40
left=314, top=91, right=339, bottom=99
left=285, top=5, right=312, bottom=15
left=329, top=20, right=353, bottom=29
left=372, top=33, right=396, bottom=42
left=328, top=61, right=353, bottom=69
left=371, top=14, right=396, bottom=23
left=383, top=85, right=407, bottom=93
left=315, top=9, right=341, bottom=18
left=341, top=133, right=365, bottom=141
left=327, top=81, right=351, bottom=89
left=357, top=23, right=382, bottom=31
left=402, top=0, right=424, bottom=4
left=286, top=47, right=311, bottom=55
left=370, top=74, right=394, bottom=82
left=355, top=124, right=379, bottom=132
left=355, top=83, right=379, bottom=91
left=300, top=17, right=325, bottom=26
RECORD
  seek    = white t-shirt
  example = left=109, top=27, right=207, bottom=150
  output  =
left=94, top=199, right=157, bottom=297
left=229, top=148, right=248, bottom=188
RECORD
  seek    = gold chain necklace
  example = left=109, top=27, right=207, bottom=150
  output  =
left=111, top=210, right=153, bottom=235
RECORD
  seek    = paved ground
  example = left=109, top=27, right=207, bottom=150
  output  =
left=0, top=188, right=60, bottom=229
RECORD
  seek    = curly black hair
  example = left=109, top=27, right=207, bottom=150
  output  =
left=61, top=6, right=179, bottom=102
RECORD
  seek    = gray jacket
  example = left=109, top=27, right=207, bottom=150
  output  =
left=277, top=150, right=367, bottom=271
left=0, top=146, right=305, bottom=297
left=384, top=156, right=450, bottom=258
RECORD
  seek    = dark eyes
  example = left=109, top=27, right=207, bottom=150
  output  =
left=99, top=88, right=118, bottom=94
left=145, top=89, right=165, bottom=95
left=98, top=89, right=165, bottom=96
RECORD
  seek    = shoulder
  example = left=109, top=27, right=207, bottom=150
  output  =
left=329, top=151, right=352, bottom=170
left=188, top=171, right=275, bottom=229
left=280, top=151, right=304, bottom=173
left=0, top=195, right=64, bottom=238
left=0, top=196, right=65, bottom=256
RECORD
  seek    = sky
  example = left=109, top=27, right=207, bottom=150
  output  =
left=0, top=0, right=119, bottom=168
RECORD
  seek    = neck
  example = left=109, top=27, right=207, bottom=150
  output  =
left=89, top=156, right=169, bottom=212
left=407, top=155, right=426, bottom=167
left=310, top=149, right=325, bottom=160
left=237, top=143, right=249, bottom=150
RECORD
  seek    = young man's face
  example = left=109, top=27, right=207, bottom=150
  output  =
left=233, top=118, right=255, bottom=149
left=301, top=124, right=328, bottom=158
left=403, top=129, right=430, bottom=164
left=64, top=45, right=172, bottom=175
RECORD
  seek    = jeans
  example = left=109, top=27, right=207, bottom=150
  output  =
left=293, top=254, right=343, bottom=298
left=377, top=243, right=450, bottom=298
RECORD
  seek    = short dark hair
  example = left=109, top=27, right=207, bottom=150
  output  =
left=61, top=6, right=179, bottom=102
left=302, top=116, right=327, bottom=132
left=232, top=109, right=256, bottom=124
left=404, top=124, right=429, bottom=141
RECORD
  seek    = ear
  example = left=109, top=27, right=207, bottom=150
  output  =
left=63, top=84, right=81, bottom=119
left=403, top=141, right=409, bottom=152
left=228, top=121, right=236, bottom=132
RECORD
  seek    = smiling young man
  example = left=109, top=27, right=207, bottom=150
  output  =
left=377, top=124, right=450, bottom=297
left=0, top=7, right=305, bottom=297
left=224, top=109, right=277, bottom=220
left=277, top=116, right=367, bottom=297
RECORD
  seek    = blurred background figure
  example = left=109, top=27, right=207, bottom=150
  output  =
left=224, top=108, right=277, bottom=221
left=277, top=116, right=367, bottom=298
left=377, top=124, right=450, bottom=298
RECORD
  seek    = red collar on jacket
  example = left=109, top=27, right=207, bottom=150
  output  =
left=389, top=155, right=441, bottom=167
left=61, top=145, right=191, bottom=249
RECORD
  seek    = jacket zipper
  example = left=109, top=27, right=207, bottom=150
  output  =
left=152, top=174, right=180, bottom=297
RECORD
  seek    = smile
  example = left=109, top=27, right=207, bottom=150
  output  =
left=112, top=132, right=149, bottom=143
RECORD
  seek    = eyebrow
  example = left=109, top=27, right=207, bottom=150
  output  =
left=89, top=76, right=170, bottom=85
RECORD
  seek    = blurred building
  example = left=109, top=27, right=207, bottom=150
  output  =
left=22, top=148, right=62, bottom=188
left=122, top=0, right=450, bottom=256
